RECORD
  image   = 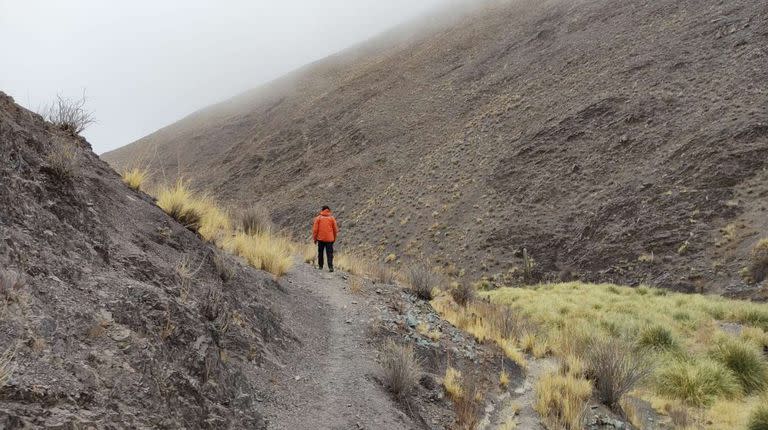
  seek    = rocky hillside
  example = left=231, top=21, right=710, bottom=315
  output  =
left=0, top=92, right=294, bottom=428
left=104, top=0, right=768, bottom=294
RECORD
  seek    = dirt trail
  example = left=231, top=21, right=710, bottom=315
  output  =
left=260, top=262, right=419, bottom=430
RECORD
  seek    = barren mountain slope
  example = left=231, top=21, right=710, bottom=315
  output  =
left=105, top=0, right=768, bottom=294
left=0, top=92, right=297, bottom=428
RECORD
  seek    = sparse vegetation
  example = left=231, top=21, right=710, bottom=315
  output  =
left=122, top=167, right=149, bottom=191
left=405, top=264, right=439, bottom=300
left=380, top=341, right=421, bottom=400
left=155, top=180, right=230, bottom=241
left=348, top=276, right=363, bottom=294
left=47, top=138, right=78, bottom=179
left=240, top=205, right=273, bottom=235
left=41, top=93, right=95, bottom=134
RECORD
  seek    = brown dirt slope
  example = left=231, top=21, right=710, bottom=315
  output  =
left=0, top=91, right=296, bottom=428
left=104, top=0, right=768, bottom=294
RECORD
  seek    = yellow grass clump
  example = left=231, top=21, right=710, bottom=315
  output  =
left=535, top=370, right=592, bottom=430
left=443, top=366, right=464, bottom=400
left=121, top=167, right=148, bottom=191
left=155, top=180, right=231, bottom=242
left=223, top=232, right=293, bottom=277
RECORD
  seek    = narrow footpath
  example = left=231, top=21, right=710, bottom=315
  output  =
left=260, top=262, right=419, bottom=430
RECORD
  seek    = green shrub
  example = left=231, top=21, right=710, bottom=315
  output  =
left=748, top=401, right=768, bottom=430
left=709, top=338, right=768, bottom=394
left=637, top=325, right=678, bottom=352
left=655, top=358, right=740, bottom=407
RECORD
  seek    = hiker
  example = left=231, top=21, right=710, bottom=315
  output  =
left=312, top=206, right=339, bottom=272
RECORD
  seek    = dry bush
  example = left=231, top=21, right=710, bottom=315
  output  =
left=0, top=346, right=15, bottom=387
left=450, top=282, right=476, bottom=307
left=586, top=337, right=652, bottom=411
left=371, top=263, right=397, bottom=284
left=747, top=239, right=768, bottom=284
left=200, top=285, right=224, bottom=321
left=240, top=205, right=273, bottom=235
left=47, top=138, right=78, bottom=179
left=405, top=264, right=440, bottom=300
left=121, top=167, right=149, bottom=191
left=535, top=371, right=592, bottom=430
left=380, top=341, right=422, bottom=400
left=212, top=252, right=236, bottom=282
left=0, top=270, right=25, bottom=301
left=41, top=93, right=95, bottom=134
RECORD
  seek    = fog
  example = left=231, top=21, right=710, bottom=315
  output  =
left=0, top=0, right=445, bottom=154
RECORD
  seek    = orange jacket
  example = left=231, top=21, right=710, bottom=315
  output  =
left=312, top=209, right=339, bottom=242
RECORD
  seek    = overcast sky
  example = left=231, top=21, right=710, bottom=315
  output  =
left=0, top=0, right=444, bottom=154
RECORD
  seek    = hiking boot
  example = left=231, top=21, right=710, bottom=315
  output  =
left=329, top=267, right=334, bottom=273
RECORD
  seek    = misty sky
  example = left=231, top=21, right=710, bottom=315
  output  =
left=0, top=0, right=444, bottom=154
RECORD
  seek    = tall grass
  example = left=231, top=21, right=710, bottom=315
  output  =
left=153, top=180, right=292, bottom=277
left=380, top=341, right=421, bottom=400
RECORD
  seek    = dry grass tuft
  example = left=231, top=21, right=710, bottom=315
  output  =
left=380, top=341, right=422, bottom=400
left=443, top=366, right=464, bottom=400
left=212, top=252, right=236, bottom=282
left=121, top=167, right=149, bottom=191
left=156, top=180, right=230, bottom=241
left=586, top=336, right=652, bottom=411
left=47, top=138, right=79, bottom=179
left=0, top=270, right=25, bottom=301
left=240, top=205, right=273, bottom=235
left=0, top=346, right=15, bottom=387
left=535, top=371, right=592, bottom=430
left=223, top=232, right=293, bottom=277
left=655, top=358, right=740, bottom=407
left=499, top=369, right=510, bottom=388
left=405, top=264, right=440, bottom=300
left=371, top=263, right=397, bottom=284
left=348, top=277, right=363, bottom=294
left=451, top=375, right=484, bottom=430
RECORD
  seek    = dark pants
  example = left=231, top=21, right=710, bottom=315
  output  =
left=317, top=241, right=334, bottom=269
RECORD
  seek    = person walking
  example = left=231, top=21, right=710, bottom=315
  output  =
left=312, top=206, right=339, bottom=272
